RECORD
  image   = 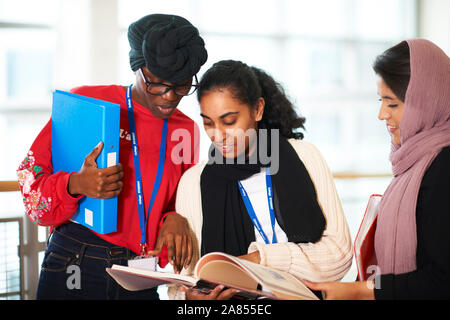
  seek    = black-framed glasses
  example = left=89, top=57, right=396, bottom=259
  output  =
left=139, top=68, right=198, bottom=96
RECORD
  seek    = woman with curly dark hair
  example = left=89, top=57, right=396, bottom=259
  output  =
left=168, top=60, right=352, bottom=300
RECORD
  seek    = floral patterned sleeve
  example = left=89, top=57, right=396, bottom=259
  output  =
left=17, top=119, right=83, bottom=226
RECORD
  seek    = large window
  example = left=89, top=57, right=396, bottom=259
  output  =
left=1, top=0, right=420, bottom=298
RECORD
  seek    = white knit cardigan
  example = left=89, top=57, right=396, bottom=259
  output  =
left=168, top=139, right=353, bottom=299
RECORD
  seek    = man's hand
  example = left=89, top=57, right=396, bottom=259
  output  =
left=147, top=212, right=193, bottom=273
left=68, top=142, right=124, bottom=198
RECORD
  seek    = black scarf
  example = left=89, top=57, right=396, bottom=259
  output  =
left=200, top=132, right=326, bottom=256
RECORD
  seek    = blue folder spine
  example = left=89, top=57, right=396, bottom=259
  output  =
left=100, top=106, right=118, bottom=233
left=73, top=103, right=120, bottom=234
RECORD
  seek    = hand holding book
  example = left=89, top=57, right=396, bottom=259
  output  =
left=179, top=251, right=261, bottom=300
left=106, top=251, right=319, bottom=300
left=146, top=212, right=193, bottom=273
left=180, top=283, right=239, bottom=300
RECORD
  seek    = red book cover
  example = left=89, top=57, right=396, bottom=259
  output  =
left=354, top=194, right=382, bottom=281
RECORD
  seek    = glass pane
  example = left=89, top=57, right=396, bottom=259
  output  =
left=284, top=0, right=349, bottom=37
left=354, top=101, right=392, bottom=173
left=285, top=40, right=345, bottom=94
left=0, top=0, right=58, bottom=25
left=201, top=35, right=283, bottom=78
left=197, top=0, right=280, bottom=35
left=308, top=43, right=344, bottom=90
left=0, top=29, right=56, bottom=105
left=354, top=0, right=408, bottom=40
left=302, top=107, right=339, bottom=143
left=118, top=0, right=198, bottom=28
left=355, top=42, right=394, bottom=91
left=6, top=50, right=54, bottom=100
left=118, top=32, right=137, bottom=85
left=0, top=111, right=51, bottom=181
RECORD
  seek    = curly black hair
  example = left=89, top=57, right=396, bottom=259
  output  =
left=197, top=60, right=305, bottom=139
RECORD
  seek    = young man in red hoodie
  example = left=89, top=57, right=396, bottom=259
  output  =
left=17, top=13, right=207, bottom=300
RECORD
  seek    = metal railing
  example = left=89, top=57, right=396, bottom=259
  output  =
left=0, top=217, right=24, bottom=299
left=0, top=180, right=23, bottom=299
left=0, top=180, right=47, bottom=300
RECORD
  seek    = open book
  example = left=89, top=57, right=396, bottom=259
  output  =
left=354, top=194, right=382, bottom=281
left=106, top=252, right=318, bottom=300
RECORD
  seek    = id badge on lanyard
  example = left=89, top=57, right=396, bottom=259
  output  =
left=126, top=84, right=167, bottom=269
left=237, top=168, right=277, bottom=245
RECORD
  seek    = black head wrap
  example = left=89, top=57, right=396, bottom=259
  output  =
left=127, top=14, right=208, bottom=83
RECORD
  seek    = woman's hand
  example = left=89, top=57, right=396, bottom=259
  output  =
left=68, top=142, right=124, bottom=198
left=304, top=280, right=375, bottom=300
left=147, top=212, right=193, bottom=273
left=180, top=285, right=239, bottom=300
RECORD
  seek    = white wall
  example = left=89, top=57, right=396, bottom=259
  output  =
left=418, top=0, right=450, bottom=54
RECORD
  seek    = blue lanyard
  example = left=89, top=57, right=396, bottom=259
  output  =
left=126, top=84, right=168, bottom=254
left=237, top=169, right=277, bottom=244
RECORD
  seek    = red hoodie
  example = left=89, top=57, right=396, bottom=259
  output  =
left=17, top=85, right=199, bottom=267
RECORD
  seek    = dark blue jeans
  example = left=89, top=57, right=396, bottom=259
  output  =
left=36, top=222, right=159, bottom=300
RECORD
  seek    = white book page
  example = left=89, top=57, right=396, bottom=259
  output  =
left=106, top=265, right=197, bottom=291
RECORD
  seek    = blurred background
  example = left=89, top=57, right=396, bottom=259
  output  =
left=0, top=0, right=449, bottom=299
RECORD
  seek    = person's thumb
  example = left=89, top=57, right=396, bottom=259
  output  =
left=303, top=280, right=322, bottom=291
left=85, top=141, right=103, bottom=167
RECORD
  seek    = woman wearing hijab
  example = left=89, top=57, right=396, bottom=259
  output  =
left=169, top=60, right=353, bottom=300
left=16, top=14, right=207, bottom=299
left=306, top=39, right=450, bottom=299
